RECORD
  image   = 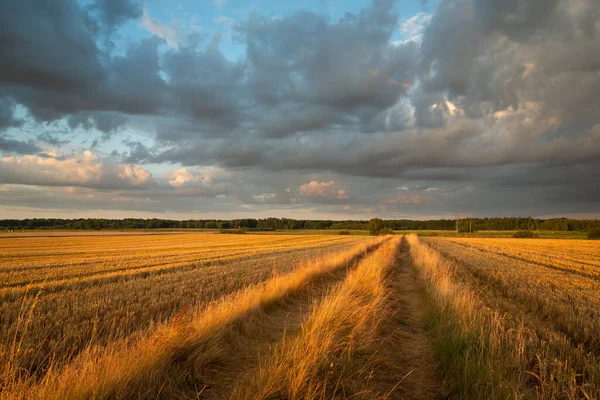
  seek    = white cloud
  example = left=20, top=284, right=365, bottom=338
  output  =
left=393, top=12, right=432, bottom=46
left=164, top=168, right=230, bottom=197
left=116, top=164, right=152, bottom=186
left=0, top=151, right=152, bottom=189
left=298, top=180, right=350, bottom=202
left=167, top=168, right=212, bottom=187
left=1, top=151, right=103, bottom=186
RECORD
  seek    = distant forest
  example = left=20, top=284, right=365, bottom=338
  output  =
left=1, top=217, right=599, bottom=232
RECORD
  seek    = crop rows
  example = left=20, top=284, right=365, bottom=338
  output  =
left=421, top=236, right=600, bottom=397
left=0, top=233, right=361, bottom=379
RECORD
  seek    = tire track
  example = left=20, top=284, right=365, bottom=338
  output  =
left=192, top=261, right=353, bottom=399
left=195, top=237, right=442, bottom=400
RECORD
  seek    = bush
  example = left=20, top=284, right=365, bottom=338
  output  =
left=378, top=227, right=394, bottom=235
left=588, top=228, right=600, bottom=240
left=338, top=230, right=351, bottom=235
left=512, top=230, right=538, bottom=238
left=368, top=218, right=389, bottom=236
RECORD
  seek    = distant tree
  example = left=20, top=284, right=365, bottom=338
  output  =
left=0, top=217, right=597, bottom=232
left=219, top=221, right=232, bottom=229
left=368, top=218, right=388, bottom=236
left=588, top=228, right=600, bottom=240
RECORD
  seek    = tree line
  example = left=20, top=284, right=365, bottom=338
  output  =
left=1, top=217, right=598, bottom=231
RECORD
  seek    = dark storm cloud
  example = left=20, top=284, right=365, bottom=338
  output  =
left=142, top=0, right=599, bottom=180
left=161, top=34, right=247, bottom=129
left=0, top=0, right=247, bottom=131
left=0, top=2, right=104, bottom=92
left=240, top=1, right=418, bottom=135
left=259, top=106, right=349, bottom=138
left=0, top=97, right=22, bottom=130
left=122, top=141, right=153, bottom=164
left=0, top=0, right=109, bottom=122
left=473, top=0, right=560, bottom=40
left=103, top=37, right=167, bottom=115
left=36, top=133, right=70, bottom=147
left=68, top=112, right=128, bottom=134
left=0, top=0, right=416, bottom=135
left=0, top=135, right=40, bottom=155
left=419, top=0, right=600, bottom=117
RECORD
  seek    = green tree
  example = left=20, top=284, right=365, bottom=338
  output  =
left=368, top=218, right=388, bottom=236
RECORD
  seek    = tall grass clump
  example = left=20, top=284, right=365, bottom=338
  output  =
left=233, top=237, right=401, bottom=399
left=422, top=236, right=600, bottom=398
left=1, top=293, right=40, bottom=394
left=406, top=234, right=532, bottom=399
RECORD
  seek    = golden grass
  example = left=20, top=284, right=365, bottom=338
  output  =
left=6, top=232, right=596, bottom=399
left=409, top=234, right=600, bottom=399
left=0, top=233, right=363, bottom=393
left=426, top=237, right=600, bottom=353
left=1, top=235, right=384, bottom=399
left=0, top=234, right=355, bottom=285
left=232, top=237, right=401, bottom=399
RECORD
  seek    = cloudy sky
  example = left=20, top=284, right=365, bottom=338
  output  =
left=0, top=0, right=599, bottom=220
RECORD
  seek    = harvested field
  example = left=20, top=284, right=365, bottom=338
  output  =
left=2, top=234, right=408, bottom=399
left=412, top=235, right=600, bottom=399
left=3, top=232, right=599, bottom=399
left=0, top=233, right=363, bottom=385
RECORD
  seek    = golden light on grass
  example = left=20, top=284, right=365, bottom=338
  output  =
left=232, top=237, right=401, bottom=399
left=0, top=233, right=365, bottom=396
left=409, top=234, right=600, bottom=399
left=3, top=232, right=599, bottom=399
left=0, top=233, right=383, bottom=398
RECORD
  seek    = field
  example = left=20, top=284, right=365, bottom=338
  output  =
left=1, top=232, right=599, bottom=399
left=411, top=236, right=600, bottom=398
left=0, top=233, right=363, bottom=389
left=404, top=230, right=589, bottom=239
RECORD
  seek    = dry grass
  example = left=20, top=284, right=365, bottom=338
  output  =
left=6, top=231, right=596, bottom=399
left=409, top=234, right=600, bottom=399
left=0, top=233, right=363, bottom=395
left=231, top=237, right=402, bottom=399
left=426, top=237, right=600, bottom=351
left=0, top=235, right=384, bottom=399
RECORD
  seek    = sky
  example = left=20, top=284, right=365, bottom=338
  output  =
left=0, top=0, right=599, bottom=220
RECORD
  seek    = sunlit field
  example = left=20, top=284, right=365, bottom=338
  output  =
left=0, top=233, right=364, bottom=392
left=411, top=235, right=600, bottom=398
left=2, top=232, right=600, bottom=399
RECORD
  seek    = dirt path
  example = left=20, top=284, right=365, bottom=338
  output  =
left=367, top=237, right=442, bottom=399
left=191, top=237, right=441, bottom=399
left=194, top=254, right=361, bottom=399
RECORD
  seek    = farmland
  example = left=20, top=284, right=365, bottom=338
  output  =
left=1, top=232, right=600, bottom=399
left=0, top=233, right=363, bottom=386
left=411, top=236, right=600, bottom=398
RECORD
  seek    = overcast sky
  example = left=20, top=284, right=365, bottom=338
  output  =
left=0, top=0, right=599, bottom=220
